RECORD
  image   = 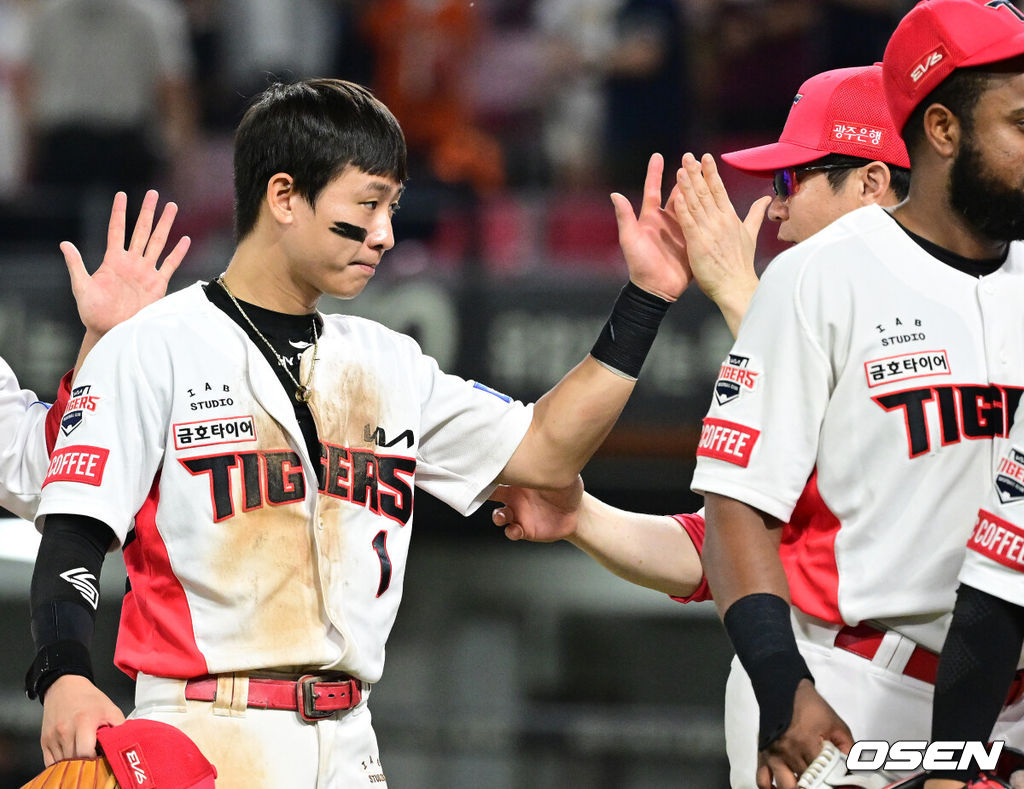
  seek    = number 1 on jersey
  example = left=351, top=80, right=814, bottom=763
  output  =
left=372, top=530, right=392, bottom=597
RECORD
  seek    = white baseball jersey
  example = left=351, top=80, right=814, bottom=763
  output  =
left=959, top=398, right=1024, bottom=606
left=692, top=204, right=1024, bottom=650
left=35, top=282, right=533, bottom=683
left=0, top=356, right=60, bottom=520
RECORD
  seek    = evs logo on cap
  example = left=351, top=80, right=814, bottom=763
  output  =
left=883, top=0, right=1024, bottom=132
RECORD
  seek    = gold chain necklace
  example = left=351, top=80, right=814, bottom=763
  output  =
left=216, top=276, right=320, bottom=402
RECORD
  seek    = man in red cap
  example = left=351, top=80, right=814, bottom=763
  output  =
left=691, top=0, right=1024, bottom=786
left=721, top=63, right=911, bottom=246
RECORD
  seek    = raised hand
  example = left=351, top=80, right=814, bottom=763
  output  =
left=64, top=190, right=190, bottom=339
left=610, top=153, right=693, bottom=302
left=491, top=477, right=585, bottom=543
left=672, top=153, right=770, bottom=337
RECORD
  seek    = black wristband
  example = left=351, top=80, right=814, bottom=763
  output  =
left=24, top=639, right=94, bottom=702
left=590, top=281, right=671, bottom=379
left=723, top=593, right=814, bottom=750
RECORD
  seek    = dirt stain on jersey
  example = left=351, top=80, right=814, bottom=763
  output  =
left=171, top=711, right=275, bottom=789
left=208, top=411, right=327, bottom=662
left=309, top=364, right=385, bottom=571
left=309, top=363, right=383, bottom=449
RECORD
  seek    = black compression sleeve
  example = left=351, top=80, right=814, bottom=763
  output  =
left=723, top=593, right=814, bottom=750
left=929, top=583, right=1024, bottom=782
left=25, top=514, right=115, bottom=701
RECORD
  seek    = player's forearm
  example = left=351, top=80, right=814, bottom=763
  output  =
left=929, top=584, right=1024, bottom=783
left=500, top=279, right=672, bottom=487
left=500, top=356, right=635, bottom=488
left=569, top=495, right=703, bottom=597
left=26, top=514, right=115, bottom=702
left=703, top=492, right=788, bottom=617
left=72, top=329, right=104, bottom=382
left=711, top=277, right=757, bottom=339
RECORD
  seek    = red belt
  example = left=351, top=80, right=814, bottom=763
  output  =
left=184, top=674, right=363, bottom=722
left=834, top=623, right=938, bottom=684
left=835, top=623, right=1024, bottom=707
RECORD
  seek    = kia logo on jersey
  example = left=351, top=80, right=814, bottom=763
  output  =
left=715, top=354, right=759, bottom=405
left=996, top=447, right=1024, bottom=505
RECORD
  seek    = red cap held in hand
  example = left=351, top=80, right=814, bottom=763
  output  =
left=96, top=719, right=217, bottom=789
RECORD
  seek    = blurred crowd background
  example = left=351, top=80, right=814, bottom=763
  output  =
left=0, top=1, right=944, bottom=786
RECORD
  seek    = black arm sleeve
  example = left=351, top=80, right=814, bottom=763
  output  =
left=929, top=583, right=1024, bottom=782
left=25, top=513, right=115, bottom=701
left=723, top=593, right=814, bottom=750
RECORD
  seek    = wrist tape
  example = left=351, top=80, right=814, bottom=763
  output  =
left=590, top=281, right=671, bottom=380
left=25, top=639, right=94, bottom=701
left=723, top=593, right=813, bottom=750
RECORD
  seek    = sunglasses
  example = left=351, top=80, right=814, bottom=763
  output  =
left=772, top=164, right=856, bottom=198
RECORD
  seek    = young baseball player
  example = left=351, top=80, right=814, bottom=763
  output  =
left=493, top=63, right=915, bottom=788
left=24, top=78, right=693, bottom=787
left=692, top=2, right=1024, bottom=787
left=0, top=190, right=188, bottom=522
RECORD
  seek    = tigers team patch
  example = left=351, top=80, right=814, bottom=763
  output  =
left=996, top=446, right=1024, bottom=505
left=715, top=354, right=759, bottom=406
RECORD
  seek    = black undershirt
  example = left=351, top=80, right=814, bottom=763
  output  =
left=888, top=213, right=1008, bottom=277
left=204, top=281, right=323, bottom=465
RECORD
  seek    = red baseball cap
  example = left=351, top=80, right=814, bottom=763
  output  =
left=721, top=64, right=910, bottom=176
left=96, top=720, right=217, bottom=789
left=883, top=0, right=1024, bottom=133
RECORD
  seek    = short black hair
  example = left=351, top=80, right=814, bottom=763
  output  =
left=233, top=78, right=408, bottom=241
left=809, top=153, right=911, bottom=202
left=901, top=67, right=995, bottom=161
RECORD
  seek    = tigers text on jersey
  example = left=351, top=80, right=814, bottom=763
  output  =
left=691, top=205, right=1024, bottom=647
left=960, top=399, right=1024, bottom=607
left=35, top=283, right=533, bottom=683
left=0, top=358, right=66, bottom=520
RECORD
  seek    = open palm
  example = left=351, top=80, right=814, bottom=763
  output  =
left=64, top=190, right=190, bottom=336
left=610, top=153, right=693, bottom=302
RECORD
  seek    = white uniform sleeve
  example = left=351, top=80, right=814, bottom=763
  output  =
left=413, top=351, right=533, bottom=517
left=959, top=401, right=1024, bottom=607
left=0, top=357, right=51, bottom=520
left=34, top=322, right=169, bottom=545
left=691, top=248, right=835, bottom=522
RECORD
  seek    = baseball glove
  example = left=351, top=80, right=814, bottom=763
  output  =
left=20, top=758, right=119, bottom=789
